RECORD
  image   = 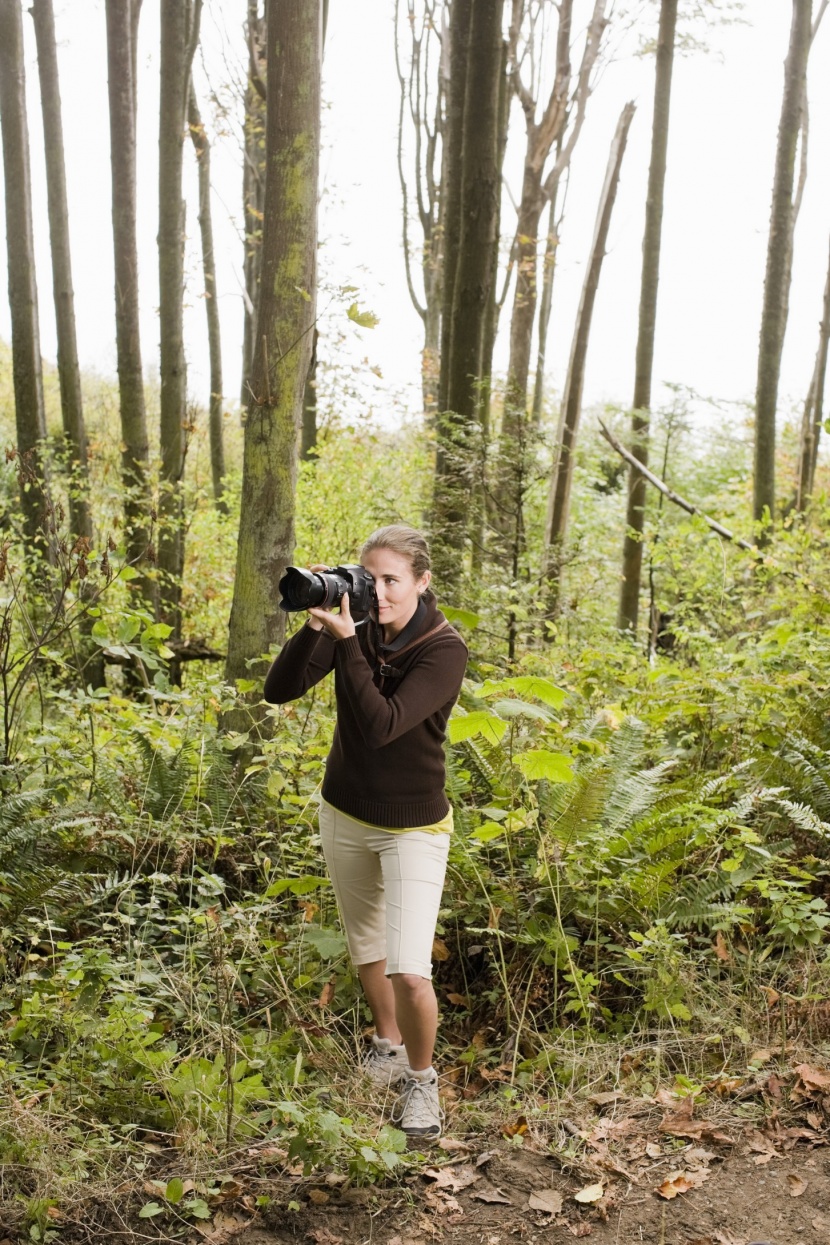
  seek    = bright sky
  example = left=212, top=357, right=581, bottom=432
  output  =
left=0, top=1, right=828, bottom=434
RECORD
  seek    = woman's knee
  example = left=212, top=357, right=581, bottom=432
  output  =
left=391, top=971, right=430, bottom=997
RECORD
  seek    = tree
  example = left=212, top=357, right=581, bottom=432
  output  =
left=795, top=233, right=830, bottom=511
left=432, top=0, right=505, bottom=583
left=617, top=0, right=678, bottom=633
left=395, top=0, right=446, bottom=418
left=543, top=102, right=636, bottom=611
left=31, top=0, right=91, bottom=549
left=753, top=0, right=812, bottom=526
left=105, top=0, right=152, bottom=595
left=224, top=0, right=321, bottom=702
left=0, top=0, right=49, bottom=554
left=157, top=0, right=201, bottom=635
left=240, top=1, right=266, bottom=406
left=188, top=83, right=227, bottom=514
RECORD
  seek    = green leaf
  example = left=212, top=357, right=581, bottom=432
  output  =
left=119, top=564, right=139, bottom=581
left=346, top=301, right=379, bottom=328
left=448, top=711, right=507, bottom=745
left=117, top=616, right=142, bottom=644
left=669, top=1002, right=692, bottom=1021
left=165, top=1178, right=184, bottom=1204
left=138, top=1202, right=165, bottom=1219
left=480, top=676, right=567, bottom=708
left=440, top=605, right=481, bottom=629
left=514, top=750, right=574, bottom=783
left=471, top=821, right=506, bottom=843
left=142, top=623, right=174, bottom=642
left=304, top=925, right=349, bottom=959
left=266, top=875, right=328, bottom=898
left=184, top=1198, right=212, bottom=1219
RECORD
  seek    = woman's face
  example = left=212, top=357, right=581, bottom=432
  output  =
left=362, top=547, right=431, bottom=637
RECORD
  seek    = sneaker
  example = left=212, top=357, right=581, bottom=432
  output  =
left=390, top=1067, right=444, bottom=1141
left=363, top=1036, right=409, bottom=1087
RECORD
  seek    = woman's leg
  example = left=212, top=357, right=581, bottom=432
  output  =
left=357, top=960, right=401, bottom=1044
left=373, top=829, right=450, bottom=1070
left=390, top=973, right=438, bottom=1070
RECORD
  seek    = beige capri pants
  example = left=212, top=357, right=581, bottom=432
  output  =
left=318, top=799, right=450, bottom=979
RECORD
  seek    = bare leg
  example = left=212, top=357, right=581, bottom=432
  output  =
left=390, top=973, right=437, bottom=1071
left=357, top=960, right=402, bottom=1044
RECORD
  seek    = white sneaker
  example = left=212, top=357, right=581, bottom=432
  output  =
left=390, top=1067, right=444, bottom=1141
left=363, top=1036, right=409, bottom=1087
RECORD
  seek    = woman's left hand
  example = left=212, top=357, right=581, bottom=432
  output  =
left=308, top=592, right=356, bottom=641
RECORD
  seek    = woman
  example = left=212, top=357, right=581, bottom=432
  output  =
left=264, top=525, right=467, bottom=1140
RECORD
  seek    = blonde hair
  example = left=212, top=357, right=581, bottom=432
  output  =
left=361, top=524, right=431, bottom=581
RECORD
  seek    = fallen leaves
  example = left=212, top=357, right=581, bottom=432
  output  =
left=786, top=1172, right=807, bottom=1197
left=528, top=1188, right=564, bottom=1215
left=501, top=1115, right=528, bottom=1138
left=471, top=1186, right=513, bottom=1205
left=655, top=1167, right=710, bottom=1200
left=573, top=1182, right=604, bottom=1204
left=423, top=1165, right=480, bottom=1194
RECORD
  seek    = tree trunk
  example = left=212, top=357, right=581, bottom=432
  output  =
left=795, top=232, right=830, bottom=509
left=105, top=0, right=152, bottom=595
left=753, top=0, right=812, bottom=525
left=432, top=0, right=504, bottom=584
left=0, top=0, right=49, bottom=554
left=158, top=0, right=199, bottom=637
left=224, top=0, right=321, bottom=708
left=300, top=327, right=319, bottom=460
left=617, top=0, right=678, bottom=633
left=241, top=1, right=267, bottom=406
left=543, top=102, right=636, bottom=612
left=31, top=0, right=91, bottom=548
left=530, top=195, right=560, bottom=427
left=188, top=82, right=227, bottom=514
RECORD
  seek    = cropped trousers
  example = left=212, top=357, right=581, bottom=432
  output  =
left=318, top=799, right=450, bottom=979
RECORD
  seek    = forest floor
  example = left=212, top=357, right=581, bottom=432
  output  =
left=21, top=1055, right=830, bottom=1245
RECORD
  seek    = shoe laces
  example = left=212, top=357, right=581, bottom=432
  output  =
left=392, top=1073, right=443, bottom=1129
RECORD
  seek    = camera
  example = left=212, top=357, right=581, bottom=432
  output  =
left=278, top=563, right=376, bottom=614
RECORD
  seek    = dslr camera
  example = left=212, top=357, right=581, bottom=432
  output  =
left=278, top=563, right=376, bottom=614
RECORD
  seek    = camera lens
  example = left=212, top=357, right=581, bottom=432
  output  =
left=279, top=567, right=326, bottom=611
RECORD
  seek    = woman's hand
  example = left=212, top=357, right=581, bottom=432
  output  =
left=308, top=591, right=356, bottom=641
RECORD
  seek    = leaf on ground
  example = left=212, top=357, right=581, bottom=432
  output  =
left=501, top=1115, right=527, bottom=1138
left=794, top=1063, right=830, bottom=1091
left=529, top=1189, right=564, bottom=1214
left=787, top=1173, right=807, bottom=1197
left=424, top=1186, right=463, bottom=1215
left=423, top=1165, right=480, bottom=1193
left=317, top=977, right=335, bottom=1008
left=194, top=1212, right=252, bottom=1242
left=566, top=1224, right=593, bottom=1237
left=475, top=1150, right=495, bottom=1166
left=655, top=1167, right=709, bottom=1199
left=685, top=1147, right=716, bottom=1168
left=750, top=1048, right=773, bottom=1064
left=432, top=937, right=450, bottom=961
left=308, top=1189, right=329, bottom=1204
left=714, top=931, right=730, bottom=961
left=645, top=1141, right=663, bottom=1158
left=446, top=992, right=469, bottom=1006
left=573, top=1182, right=604, bottom=1204
left=438, top=1138, right=473, bottom=1152
left=472, top=1186, right=513, bottom=1204
left=307, top=1231, right=344, bottom=1245
left=588, top=1091, right=627, bottom=1107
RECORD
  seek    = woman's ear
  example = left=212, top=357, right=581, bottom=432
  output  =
left=419, top=570, right=432, bottom=596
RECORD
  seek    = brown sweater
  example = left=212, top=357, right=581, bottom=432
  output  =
left=263, top=593, right=468, bottom=827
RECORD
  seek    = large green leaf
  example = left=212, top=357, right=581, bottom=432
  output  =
left=479, top=676, right=567, bottom=709
left=514, top=749, right=574, bottom=783
left=448, top=711, right=507, bottom=745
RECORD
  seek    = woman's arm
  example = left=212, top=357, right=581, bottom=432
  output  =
left=333, top=634, right=467, bottom=748
left=263, top=623, right=336, bottom=704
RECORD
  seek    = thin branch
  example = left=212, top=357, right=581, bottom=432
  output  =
left=395, top=0, right=427, bottom=323
left=597, top=419, right=756, bottom=552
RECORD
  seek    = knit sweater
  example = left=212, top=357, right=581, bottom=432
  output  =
left=263, top=593, right=468, bottom=827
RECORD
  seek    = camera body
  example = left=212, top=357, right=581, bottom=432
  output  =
left=278, top=563, right=376, bottom=614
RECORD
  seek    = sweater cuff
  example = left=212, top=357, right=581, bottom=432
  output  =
left=334, top=633, right=362, bottom=660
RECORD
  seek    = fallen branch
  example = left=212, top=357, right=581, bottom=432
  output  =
left=597, top=419, right=756, bottom=552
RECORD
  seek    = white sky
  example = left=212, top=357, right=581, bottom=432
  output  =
left=0, top=1, right=828, bottom=434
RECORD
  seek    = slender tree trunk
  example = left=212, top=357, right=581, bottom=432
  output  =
left=224, top=0, right=321, bottom=707
left=617, top=0, right=678, bottom=633
left=432, top=0, right=504, bottom=583
left=436, top=0, right=471, bottom=420
left=158, top=0, right=199, bottom=637
left=753, top=0, right=812, bottom=525
left=31, top=0, right=91, bottom=548
left=300, top=327, right=319, bottom=460
left=188, top=82, right=227, bottom=514
left=241, top=1, right=266, bottom=406
left=0, top=0, right=49, bottom=555
left=543, top=102, right=636, bottom=612
left=795, top=232, right=830, bottom=509
left=531, top=194, right=560, bottom=427
left=106, top=0, right=152, bottom=594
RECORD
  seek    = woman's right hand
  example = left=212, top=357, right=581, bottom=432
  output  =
left=306, top=564, right=330, bottom=631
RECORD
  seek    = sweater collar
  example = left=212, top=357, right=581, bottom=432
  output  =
left=378, top=597, right=429, bottom=654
